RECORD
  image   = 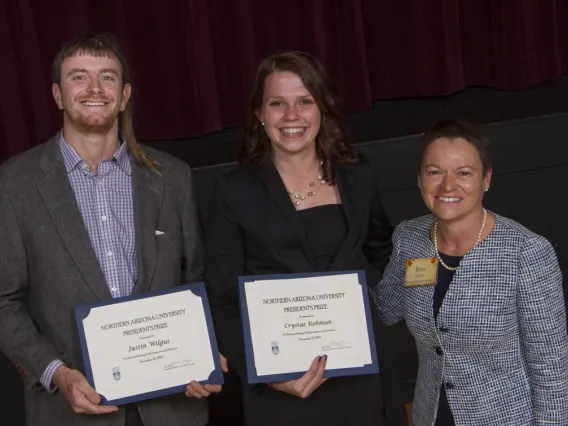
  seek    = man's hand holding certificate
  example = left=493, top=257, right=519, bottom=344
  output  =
left=74, top=282, right=224, bottom=406
left=238, top=271, right=379, bottom=384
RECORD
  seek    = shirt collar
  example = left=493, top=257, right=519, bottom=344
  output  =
left=113, top=141, right=132, bottom=175
left=58, top=133, right=131, bottom=176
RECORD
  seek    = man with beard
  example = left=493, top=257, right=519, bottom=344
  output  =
left=0, top=33, right=223, bottom=426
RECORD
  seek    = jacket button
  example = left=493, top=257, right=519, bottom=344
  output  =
left=439, top=326, right=449, bottom=332
left=435, top=346, right=444, bottom=355
left=445, top=382, right=455, bottom=390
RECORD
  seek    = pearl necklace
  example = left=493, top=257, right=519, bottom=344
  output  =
left=287, top=162, right=326, bottom=207
left=433, top=208, right=487, bottom=271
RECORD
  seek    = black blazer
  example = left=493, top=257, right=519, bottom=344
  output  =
left=203, top=155, right=392, bottom=425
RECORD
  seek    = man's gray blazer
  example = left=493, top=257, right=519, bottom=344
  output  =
left=0, top=134, right=207, bottom=426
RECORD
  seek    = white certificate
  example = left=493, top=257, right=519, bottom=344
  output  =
left=74, top=282, right=223, bottom=405
left=239, top=271, right=378, bottom=383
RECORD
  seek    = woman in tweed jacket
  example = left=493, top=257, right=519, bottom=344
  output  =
left=375, top=120, right=568, bottom=425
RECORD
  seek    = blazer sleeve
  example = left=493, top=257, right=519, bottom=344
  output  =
left=0, top=178, right=62, bottom=389
left=517, top=236, right=568, bottom=424
left=362, top=160, right=393, bottom=273
left=202, top=175, right=247, bottom=379
left=373, top=222, right=406, bottom=326
left=180, top=164, right=204, bottom=282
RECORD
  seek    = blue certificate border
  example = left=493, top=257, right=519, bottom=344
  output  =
left=74, top=282, right=224, bottom=406
left=238, top=270, right=379, bottom=384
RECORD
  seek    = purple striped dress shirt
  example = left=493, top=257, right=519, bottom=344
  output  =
left=40, top=135, right=139, bottom=391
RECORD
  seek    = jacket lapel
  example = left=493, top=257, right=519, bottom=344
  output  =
left=329, top=163, right=361, bottom=270
left=334, top=163, right=360, bottom=234
left=131, top=161, right=163, bottom=294
left=261, top=163, right=317, bottom=269
left=404, top=217, right=440, bottom=332
left=37, top=137, right=110, bottom=300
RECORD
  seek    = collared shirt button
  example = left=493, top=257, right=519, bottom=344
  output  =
left=101, top=216, right=107, bottom=221
left=107, top=251, right=113, bottom=256
left=111, top=287, right=117, bottom=293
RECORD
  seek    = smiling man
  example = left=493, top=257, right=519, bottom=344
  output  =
left=0, top=33, right=221, bottom=426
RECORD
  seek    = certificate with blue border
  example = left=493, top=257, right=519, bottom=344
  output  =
left=238, top=271, right=379, bottom=384
left=74, top=282, right=224, bottom=406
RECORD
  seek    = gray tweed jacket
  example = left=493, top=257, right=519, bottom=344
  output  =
left=0, top=134, right=207, bottom=426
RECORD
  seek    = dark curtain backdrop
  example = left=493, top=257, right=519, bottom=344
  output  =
left=2, top=0, right=568, bottom=164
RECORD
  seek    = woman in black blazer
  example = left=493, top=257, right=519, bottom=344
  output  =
left=203, top=51, right=393, bottom=426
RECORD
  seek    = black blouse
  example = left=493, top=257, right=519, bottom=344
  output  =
left=298, top=204, right=347, bottom=271
left=433, top=252, right=462, bottom=426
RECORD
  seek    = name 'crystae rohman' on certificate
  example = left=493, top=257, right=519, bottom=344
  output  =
left=245, top=273, right=372, bottom=376
left=81, top=290, right=215, bottom=402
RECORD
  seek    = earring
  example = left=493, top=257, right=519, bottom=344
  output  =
left=261, top=122, right=265, bottom=127
left=484, top=188, right=489, bottom=192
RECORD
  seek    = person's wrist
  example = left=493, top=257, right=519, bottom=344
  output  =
left=53, top=365, right=70, bottom=387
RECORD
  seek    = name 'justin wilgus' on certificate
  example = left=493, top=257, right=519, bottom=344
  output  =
left=78, top=287, right=218, bottom=403
left=243, top=273, right=374, bottom=377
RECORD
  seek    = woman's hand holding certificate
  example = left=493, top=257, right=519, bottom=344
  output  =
left=269, top=355, right=328, bottom=398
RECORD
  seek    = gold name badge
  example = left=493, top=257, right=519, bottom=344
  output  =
left=404, top=257, right=438, bottom=287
